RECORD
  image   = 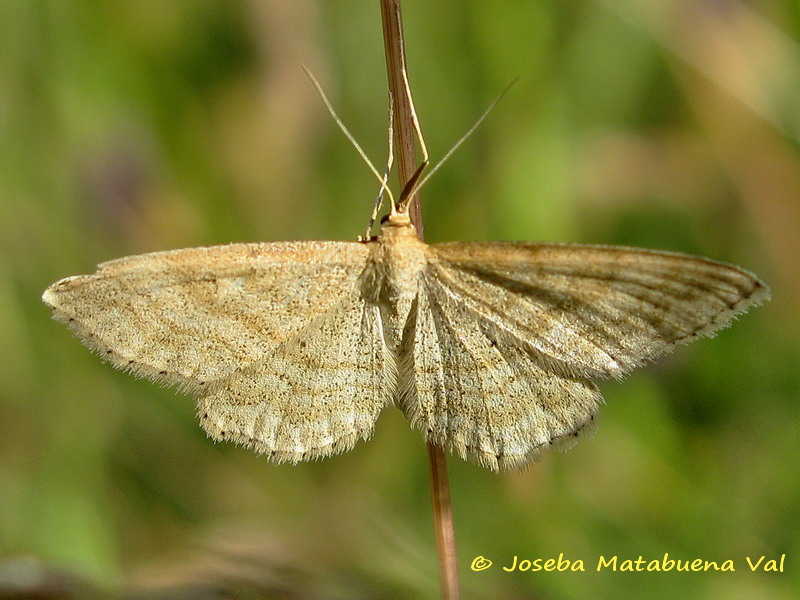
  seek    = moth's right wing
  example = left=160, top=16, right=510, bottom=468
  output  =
left=42, top=241, right=375, bottom=391
left=198, top=285, right=391, bottom=463
left=44, top=241, right=394, bottom=462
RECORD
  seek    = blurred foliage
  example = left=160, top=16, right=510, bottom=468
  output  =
left=1, top=1, right=797, bottom=599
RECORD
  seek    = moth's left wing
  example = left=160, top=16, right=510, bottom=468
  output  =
left=398, top=241, right=768, bottom=470
left=399, top=274, right=602, bottom=471
left=426, top=242, right=769, bottom=378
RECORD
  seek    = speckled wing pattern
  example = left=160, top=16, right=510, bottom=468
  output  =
left=42, top=242, right=391, bottom=462
left=43, top=236, right=769, bottom=471
left=197, top=286, right=390, bottom=463
left=401, top=242, right=770, bottom=470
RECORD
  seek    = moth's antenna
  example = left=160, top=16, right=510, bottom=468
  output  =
left=302, top=66, right=395, bottom=210
left=364, top=94, right=395, bottom=240
left=394, top=67, right=429, bottom=215
left=403, top=78, right=518, bottom=203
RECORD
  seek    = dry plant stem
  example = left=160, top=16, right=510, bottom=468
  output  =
left=380, top=0, right=423, bottom=235
left=425, top=442, right=460, bottom=600
left=379, top=1, right=460, bottom=599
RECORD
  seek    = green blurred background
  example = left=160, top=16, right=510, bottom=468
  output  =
left=1, top=1, right=797, bottom=598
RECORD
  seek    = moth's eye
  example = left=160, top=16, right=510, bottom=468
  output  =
left=379, top=214, right=391, bottom=225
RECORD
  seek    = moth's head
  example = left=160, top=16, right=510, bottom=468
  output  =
left=381, top=211, right=413, bottom=228
left=379, top=210, right=417, bottom=239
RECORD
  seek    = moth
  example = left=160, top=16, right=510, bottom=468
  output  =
left=42, top=198, right=769, bottom=471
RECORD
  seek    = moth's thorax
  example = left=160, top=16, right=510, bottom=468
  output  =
left=378, top=216, right=427, bottom=289
left=372, top=215, right=428, bottom=352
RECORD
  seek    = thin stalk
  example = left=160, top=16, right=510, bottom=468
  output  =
left=378, top=2, right=461, bottom=599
